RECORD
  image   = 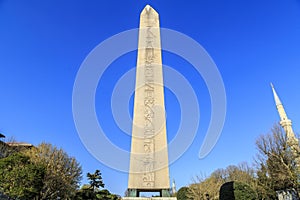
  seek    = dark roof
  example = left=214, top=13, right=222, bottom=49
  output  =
left=0, top=133, right=5, bottom=138
left=6, top=142, right=33, bottom=147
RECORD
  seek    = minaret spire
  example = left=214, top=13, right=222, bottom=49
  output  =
left=271, top=83, right=282, bottom=106
left=271, top=83, right=288, bottom=121
left=271, top=83, right=298, bottom=146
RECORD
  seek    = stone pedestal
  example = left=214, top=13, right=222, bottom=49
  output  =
left=127, top=189, right=171, bottom=198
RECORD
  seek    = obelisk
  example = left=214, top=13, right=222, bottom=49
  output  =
left=126, top=5, right=171, bottom=198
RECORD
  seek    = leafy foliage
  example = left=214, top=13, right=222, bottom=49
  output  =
left=177, top=187, right=192, bottom=200
left=255, top=125, right=300, bottom=198
left=219, top=181, right=256, bottom=200
left=234, top=182, right=256, bottom=200
left=75, top=170, right=120, bottom=200
left=0, top=141, right=120, bottom=200
left=0, top=141, right=8, bottom=158
left=75, top=184, right=97, bottom=200
left=0, top=138, right=18, bottom=159
left=96, top=189, right=120, bottom=200
left=87, top=169, right=105, bottom=191
left=24, top=143, right=82, bottom=199
left=188, top=162, right=257, bottom=200
left=0, top=153, right=45, bottom=199
left=187, top=124, right=300, bottom=199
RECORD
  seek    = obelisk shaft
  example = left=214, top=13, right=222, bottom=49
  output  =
left=128, top=5, right=170, bottom=192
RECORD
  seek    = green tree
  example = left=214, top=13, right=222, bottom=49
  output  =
left=234, top=182, right=256, bottom=200
left=0, top=153, right=45, bottom=199
left=188, top=163, right=257, bottom=200
left=24, top=143, right=82, bottom=199
left=75, top=184, right=97, bottom=200
left=219, top=181, right=256, bottom=200
left=255, top=164, right=276, bottom=199
left=75, top=171, right=120, bottom=200
left=0, top=138, right=18, bottom=159
left=0, top=140, right=8, bottom=158
left=255, top=125, right=300, bottom=198
left=177, top=187, right=192, bottom=200
left=87, top=169, right=105, bottom=192
left=96, top=189, right=121, bottom=200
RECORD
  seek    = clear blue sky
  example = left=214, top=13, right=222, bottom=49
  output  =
left=1, top=0, right=300, bottom=196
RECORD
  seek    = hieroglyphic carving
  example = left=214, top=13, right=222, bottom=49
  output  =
left=142, top=18, right=156, bottom=188
left=128, top=5, right=171, bottom=193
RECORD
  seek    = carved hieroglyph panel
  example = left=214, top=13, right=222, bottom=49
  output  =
left=128, top=5, right=170, bottom=189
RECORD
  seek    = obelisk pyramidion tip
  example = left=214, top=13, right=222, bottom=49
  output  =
left=145, top=4, right=151, bottom=12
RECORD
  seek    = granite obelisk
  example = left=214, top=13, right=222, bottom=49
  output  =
left=127, top=5, right=171, bottom=197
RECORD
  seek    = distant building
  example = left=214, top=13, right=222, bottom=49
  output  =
left=0, top=134, right=33, bottom=154
left=0, top=134, right=33, bottom=159
left=6, top=142, right=33, bottom=148
left=0, top=133, right=5, bottom=146
left=5, top=142, right=34, bottom=151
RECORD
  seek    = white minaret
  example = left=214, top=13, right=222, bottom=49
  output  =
left=271, top=83, right=299, bottom=149
left=171, top=179, right=176, bottom=195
